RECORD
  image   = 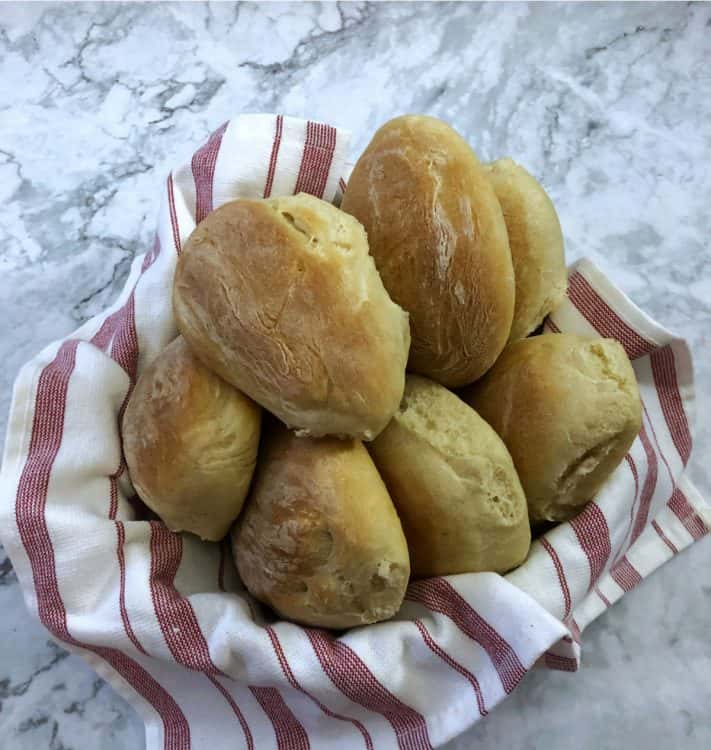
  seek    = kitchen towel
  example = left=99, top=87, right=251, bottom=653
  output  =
left=1, top=114, right=708, bottom=750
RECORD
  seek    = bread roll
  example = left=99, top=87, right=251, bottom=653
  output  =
left=173, top=193, right=410, bottom=441
left=484, top=158, right=567, bottom=341
left=369, top=375, right=530, bottom=577
left=341, top=115, right=514, bottom=387
left=464, top=334, right=642, bottom=523
left=123, top=337, right=261, bottom=540
left=232, top=425, right=410, bottom=628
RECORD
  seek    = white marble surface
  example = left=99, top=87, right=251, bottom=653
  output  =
left=1, top=2, right=710, bottom=748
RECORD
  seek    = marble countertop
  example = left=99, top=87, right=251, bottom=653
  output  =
left=1, top=2, right=710, bottom=748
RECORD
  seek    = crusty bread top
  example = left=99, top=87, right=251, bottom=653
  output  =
left=122, top=336, right=261, bottom=540
left=393, top=375, right=527, bottom=525
left=232, top=425, right=410, bottom=628
left=369, top=375, right=530, bottom=576
left=484, top=158, right=567, bottom=341
left=173, top=192, right=410, bottom=440
left=342, top=115, right=514, bottom=387
left=465, top=333, right=642, bottom=522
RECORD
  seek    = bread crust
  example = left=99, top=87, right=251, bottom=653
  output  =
left=173, top=193, right=410, bottom=440
left=342, top=115, right=514, bottom=387
left=123, top=336, right=261, bottom=540
left=464, top=333, right=642, bottom=523
left=232, top=426, right=410, bottom=628
left=369, top=375, right=530, bottom=576
left=484, top=158, right=567, bottom=341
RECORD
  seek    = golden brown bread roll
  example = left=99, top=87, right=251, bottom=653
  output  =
left=123, top=337, right=261, bottom=540
left=173, top=193, right=410, bottom=441
left=464, top=334, right=642, bottom=523
left=369, top=375, right=530, bottom=577
left=484, top=158, right=567, bottom=341
left=232, top=425, right=410, bottom=628
left=341, top=115, right=514, bottom=387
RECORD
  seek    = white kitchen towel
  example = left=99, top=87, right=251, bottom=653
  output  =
left=0, top=114, right=708, bottom=750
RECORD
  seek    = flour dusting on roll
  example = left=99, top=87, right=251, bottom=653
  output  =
left=370, top=375, right=530, bottom=577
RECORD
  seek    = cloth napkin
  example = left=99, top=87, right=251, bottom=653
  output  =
left=1, top=114, right=708, bottom=750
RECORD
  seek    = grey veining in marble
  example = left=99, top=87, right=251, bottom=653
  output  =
left=1, top=2, right=710, bottom=749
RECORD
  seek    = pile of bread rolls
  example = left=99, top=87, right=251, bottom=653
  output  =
left=123, top=115, right=642, bottom=629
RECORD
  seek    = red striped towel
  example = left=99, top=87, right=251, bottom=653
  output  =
left=0, top=115, right=707, bottom=750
